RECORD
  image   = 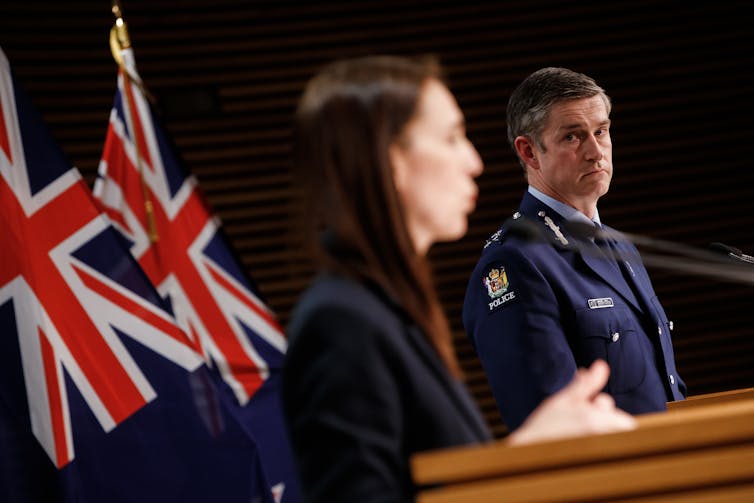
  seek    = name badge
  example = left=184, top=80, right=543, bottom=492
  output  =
left=588, top=297, right=614, bottom=309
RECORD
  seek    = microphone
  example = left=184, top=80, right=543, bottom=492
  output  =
left=508, top=216, right=600, bottom=245
left=507, top=217, right=593, bottom=252
left=709, top=242, right=754, bottom=265
left=502, top=215, right=754, bottom=285
left=506, top=216, right=550, bottom=242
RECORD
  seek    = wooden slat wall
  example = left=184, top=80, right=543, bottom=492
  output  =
left=3, top=0, right=754, bottom=439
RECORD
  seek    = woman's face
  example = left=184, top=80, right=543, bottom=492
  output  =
left=390, top=79, right=483, bottom=255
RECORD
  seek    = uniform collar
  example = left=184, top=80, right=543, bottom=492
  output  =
left=527, top=185, right=601, bottom=227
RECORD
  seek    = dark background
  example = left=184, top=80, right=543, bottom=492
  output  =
left=3, top=0, right=753, bottom=437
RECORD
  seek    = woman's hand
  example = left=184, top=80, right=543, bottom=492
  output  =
left=507, top=359, right=637, bottom=445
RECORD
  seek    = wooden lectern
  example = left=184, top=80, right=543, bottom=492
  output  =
left=668, top=387, right=754, bottom=410
left=411, top=391, right=754, bottom=502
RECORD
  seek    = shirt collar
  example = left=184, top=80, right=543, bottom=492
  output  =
left=527, top=185, right=601, bottom=227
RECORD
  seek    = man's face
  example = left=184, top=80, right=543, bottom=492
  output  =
left=529, top=95, right=612, bottom=217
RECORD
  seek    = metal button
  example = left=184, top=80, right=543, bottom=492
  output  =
left=670, top=374, right=675, bottom=385
left=611, top=332, right=620, bottom=342
left=669, top=321, right=674, bottom=331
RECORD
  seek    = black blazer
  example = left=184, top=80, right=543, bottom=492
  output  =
left=283, top=273, right=491, bottom=502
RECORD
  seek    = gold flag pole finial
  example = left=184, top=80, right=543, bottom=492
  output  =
left=110, top=1, right=131, bottom=66
left=109, top=1, right=159, bottom=243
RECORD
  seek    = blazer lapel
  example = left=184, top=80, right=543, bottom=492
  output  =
left=608, top=229, right=656, bottom=316
left=579, top=239, right=643, bottom=312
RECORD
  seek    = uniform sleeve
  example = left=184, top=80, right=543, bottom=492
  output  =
left=282, top=305, right=409, bottom=503
left=462, top=244, right=578, bottom=431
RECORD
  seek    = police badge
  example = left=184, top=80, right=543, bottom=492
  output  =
left=484, top=267, right=508, bottom=299
left=483, top=266, right=517, bottom=312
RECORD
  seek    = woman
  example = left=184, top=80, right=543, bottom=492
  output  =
left=282, top=55, right=635, bottom=502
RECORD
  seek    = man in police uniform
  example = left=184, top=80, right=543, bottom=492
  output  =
left=463, top=67, right=686, bottom=431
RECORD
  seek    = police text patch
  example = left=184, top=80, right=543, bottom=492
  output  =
left=483, top=265, right=517, bottom=312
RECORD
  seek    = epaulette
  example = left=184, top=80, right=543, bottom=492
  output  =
left=483, top=228, right=503, bottom=249
left=536, top=210, right=569, bottom=246
left=483, top=212, right=522, bottom=249
left=483, top=210, right=575, bottom=250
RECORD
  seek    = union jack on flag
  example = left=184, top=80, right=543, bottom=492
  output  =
left=0, top=46, right=273, bottom=502
left=93, top=48, right=298, bottom=502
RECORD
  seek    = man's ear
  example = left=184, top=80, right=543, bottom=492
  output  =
left=514, top=136, right=539, bottom=169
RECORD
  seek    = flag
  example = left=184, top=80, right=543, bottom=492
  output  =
left=0, top=46, right=274, bottom=503
left=93, top=43, right=298, bottom=502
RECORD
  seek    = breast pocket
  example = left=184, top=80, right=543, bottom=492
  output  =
left=575, top=306, right=648, bottom=395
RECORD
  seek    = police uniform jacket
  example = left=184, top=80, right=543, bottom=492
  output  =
left=283, top=273, right=491, bottom=503
left=462, top=191, right=686, bottom=431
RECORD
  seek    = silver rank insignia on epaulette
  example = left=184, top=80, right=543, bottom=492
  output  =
left=484, top=212, right=521, bottom=248
left=538, top=210, right=569, bottom=246
left=484, top=229, right=503, bottom=249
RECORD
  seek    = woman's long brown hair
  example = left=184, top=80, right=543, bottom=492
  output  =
left=293, top=55, right=461, bottom=378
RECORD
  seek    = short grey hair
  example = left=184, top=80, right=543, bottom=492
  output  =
left=506, top=67, right=611, bottom=171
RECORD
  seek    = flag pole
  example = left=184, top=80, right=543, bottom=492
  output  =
left=110, top=0, right=159, bottom=243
